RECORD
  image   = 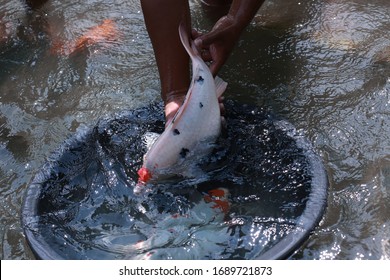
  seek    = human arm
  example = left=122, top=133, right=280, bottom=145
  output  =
left=140, top=0, right=265, bottom=123
left=194, top=0, right=265, bottom=76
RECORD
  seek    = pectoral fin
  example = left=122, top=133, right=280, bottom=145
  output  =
left=215, top=76, right=228, bottom=98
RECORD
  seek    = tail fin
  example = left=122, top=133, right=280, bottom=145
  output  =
left=178, top=23, right=197, bottom=60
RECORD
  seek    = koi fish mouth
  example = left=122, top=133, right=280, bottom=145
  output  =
left=137, top=167, right=152, bottom=183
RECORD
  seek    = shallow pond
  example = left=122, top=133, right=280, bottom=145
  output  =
left=1, top=0, right=389, bottom=259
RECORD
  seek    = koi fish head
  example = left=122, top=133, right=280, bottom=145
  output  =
left=137, top=167, right=152, bottom=183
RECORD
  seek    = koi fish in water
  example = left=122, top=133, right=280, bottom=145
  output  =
left=100, top=188, right=230, bottom=259
left=137, top=24, right=227, bottom=185
left=51, top=19, right=119, bottom=56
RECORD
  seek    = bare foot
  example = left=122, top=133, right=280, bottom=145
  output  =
left=164, top=91, right=226, bottom=128
left=165, top=99, right=184, bottom=126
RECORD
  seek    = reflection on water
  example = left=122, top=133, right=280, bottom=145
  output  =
left=1, top=0, right=389, bottom=259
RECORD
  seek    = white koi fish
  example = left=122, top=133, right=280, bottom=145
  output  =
left=137, top=24, right=227, bottom=184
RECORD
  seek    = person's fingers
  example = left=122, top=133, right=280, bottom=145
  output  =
left=196, top=29, right=223, bottom=47
left=200, top=50, right=212, bottom=62
left=192, top=29, right=205, bottom=53
left=194, top=37, right=203, bottom=51
left=192, top=29, right=227, bottom=75
left=192, top=29, right=213, bottom=61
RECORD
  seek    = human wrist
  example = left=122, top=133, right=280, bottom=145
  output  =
left=227, top=0, right=264, bottom=31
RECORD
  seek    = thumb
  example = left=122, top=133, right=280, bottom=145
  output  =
left=194, top=29, right=223, bottom=48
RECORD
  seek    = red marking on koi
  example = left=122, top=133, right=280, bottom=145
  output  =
left=211, top=200, right=230, bottom=213
left=138, top=167, right=152, bottom=182
left=208, top=189, right=225, bottom=197
left=203, top=188, right=230, bottom=214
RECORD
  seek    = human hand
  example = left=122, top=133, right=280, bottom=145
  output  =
left=164, top=16, right=237, bottom=125
left=192, top=15, right=243, bottom=76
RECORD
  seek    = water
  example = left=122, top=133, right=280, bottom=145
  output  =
left=22, top=103, right=323, bottom=259
left=1, top=0, right=389, bottom=259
